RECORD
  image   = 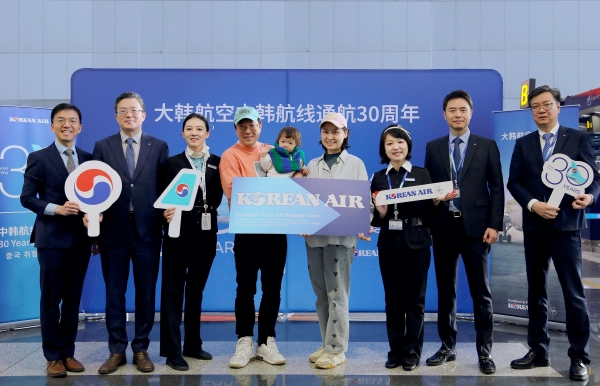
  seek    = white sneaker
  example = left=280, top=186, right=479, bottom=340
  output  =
left=315, top=352, right=347, bottom=369
left=229, top=337, right=255, bottom=368
left=309, top=345, right=325, bottom=363
left=256, top=336, right=286, bottom=365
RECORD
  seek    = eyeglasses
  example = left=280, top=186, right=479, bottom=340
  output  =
left=531, top=102, right=554, bottom=113
left=54, top=118, right=80, bottom=125
left=236, top=123, right=259, bottom=131
left=117, top=108, right=144, bottom=116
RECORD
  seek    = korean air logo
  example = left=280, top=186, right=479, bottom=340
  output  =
left=176, top=183, right=190, bottom=198
left=74, top=169, right=114, bottom=205
left=8, top=117, right=50, bottom=123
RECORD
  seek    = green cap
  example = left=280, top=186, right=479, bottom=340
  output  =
left=234, top=106, right=260, bottom=124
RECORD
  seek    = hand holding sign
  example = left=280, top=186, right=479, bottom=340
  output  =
left=154, top=169, right=202, bottom=238
left=542, top=153, right=593, bottom=208
left=64, top=161, right=122, bottom=237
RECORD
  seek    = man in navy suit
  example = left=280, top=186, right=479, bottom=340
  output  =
left=21, top=103, right=93, bottom=378
left=424, top=90, right=504, bottom=374
left=507, top=85, right=600, bottom=381
left=88, top=92, right=169, bottom=374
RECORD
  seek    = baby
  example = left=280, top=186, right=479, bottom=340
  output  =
left=260, top=126, right=309, bottom=178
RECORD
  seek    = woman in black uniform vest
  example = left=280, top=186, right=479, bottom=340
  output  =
left=370, top=125, right=434, bottom=371
left=159, top=113, right=223, bottom=371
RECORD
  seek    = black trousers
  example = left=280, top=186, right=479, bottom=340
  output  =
left=379, top=246, right=430, bottom=365
left=38, top=241, right=91, bottom=361
left=160, top=231, right=217, bottom=358
left=99, top=216, right=161, bottom=354
left=524, top=223, right=590, bottom=363
left=432, top=216, right=493, bottom=357
left=233, top=233, right=287, bottom=344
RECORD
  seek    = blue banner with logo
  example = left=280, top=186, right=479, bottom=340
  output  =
left=230, top=177, right=370, bottom=235
left=491, top=106, right=579, bottom=323
left=0, top=106, right=54, bottom=324
left=72, top=69, right=503, bottom=313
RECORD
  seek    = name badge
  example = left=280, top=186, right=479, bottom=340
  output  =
left=405, top=178, right=415, bottom=181
left=207, top=164, right=217, bottom=169
left=389, top=219, right=403, bottom=230
left=201, top=213, right=211, bottom=230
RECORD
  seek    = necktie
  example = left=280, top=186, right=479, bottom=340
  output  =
left=126, top=138, right=135, bottom=178
left=542, top=133, right=554, bottom=161
left=452, top=137, right=462, bottom=210
left=191, top=157, right=204, bottom=170
left=126, top=138, right=135, bottom=211
left=64, top=149, right=75, bottom=174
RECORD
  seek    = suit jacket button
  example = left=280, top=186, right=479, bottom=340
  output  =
left=130, top=184, right=134, bottom=187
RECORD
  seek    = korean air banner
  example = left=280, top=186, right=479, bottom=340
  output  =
left=72, top=69, right=503, bottom=313
left=0, top=106, right=54, bottom=325
left=491, top=106, right=579, bottom=323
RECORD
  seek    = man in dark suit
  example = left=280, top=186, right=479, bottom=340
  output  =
left=424, top=90, right=504, bottom=374
left=88, top=92, right=169, bottom=374
left=507, top=85, right=600, bottom=381
left=21, top=103, right=93, bottom=378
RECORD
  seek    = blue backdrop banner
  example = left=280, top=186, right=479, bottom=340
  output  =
left=0, top=106, right=54, bottom=324
left=72, top=69, right=503, bottom=314
left=491, top=106, right=579, bottom=323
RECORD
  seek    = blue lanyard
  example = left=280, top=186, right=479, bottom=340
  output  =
left=387, top=169, right=408, bottom=219
left=449, top=141, right=467, bottom=176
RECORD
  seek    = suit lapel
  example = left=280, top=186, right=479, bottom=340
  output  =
left=552, top=126, right=569, bottom=155
left=133, top=133, right=151, bottom=181
left=438, top=137, right=452, bottom=180
left=527, top=131, right=545, bottom=169
left=46, top=144, right=69, bottom=180
left=460, top=134, right=479, bottom=179
left=108, top=134, right=130, bottom=180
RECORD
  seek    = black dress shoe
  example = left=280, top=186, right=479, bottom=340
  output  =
left=183, top=349, right=213, bottom=360
left=426, top=349, right=456, bottom=366
left=166, top=356, right=189, bottom=371
left=402, top=362, right=417, bottom=371
left=479, top=356, right=496, bottom=374
left=569, top=357, right=589, bottom=381
left=510, top=349, right=550, bottom=369
left=385, top=359, right=401, bottom=369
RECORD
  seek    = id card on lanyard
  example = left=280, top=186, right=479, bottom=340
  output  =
left=387, top=171, right=408, bottom=230
left=186, top=153, right=211, bottom=230
left=449, top=142, right=467, bottom=198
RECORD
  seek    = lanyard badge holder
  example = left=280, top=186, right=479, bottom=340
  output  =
left=387, top=171, right=408, bottom=231
left=187, top=153, right=212, bottom=231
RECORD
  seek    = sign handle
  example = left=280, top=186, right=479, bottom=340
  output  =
left=168, top=209, right=182, bottom=238
left=88, top=211, right=100, bottom=237
left=547, top=189, right=564, bottom=208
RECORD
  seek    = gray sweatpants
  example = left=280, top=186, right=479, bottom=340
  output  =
left=306, top=243, right=354, bottom=354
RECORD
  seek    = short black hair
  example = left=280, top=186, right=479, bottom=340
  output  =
left=51, top=103, right=82, bottom=123
left=528, top=85, right=561, bottom=107
left=443, top=90, right=473, bottom=111
left=379, top=124, right=412, bottom=164
left=182, top=113, right=211, bottom=132
left=114, top=91, right=145, bottom=113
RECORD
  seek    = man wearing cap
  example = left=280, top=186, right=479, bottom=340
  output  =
left=424, top=90, right=503, bottom=374
left=220, top=106, right=287, bottom=368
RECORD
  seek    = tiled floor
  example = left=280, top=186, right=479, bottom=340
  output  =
left=0, top=320, right=598, bottom=385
